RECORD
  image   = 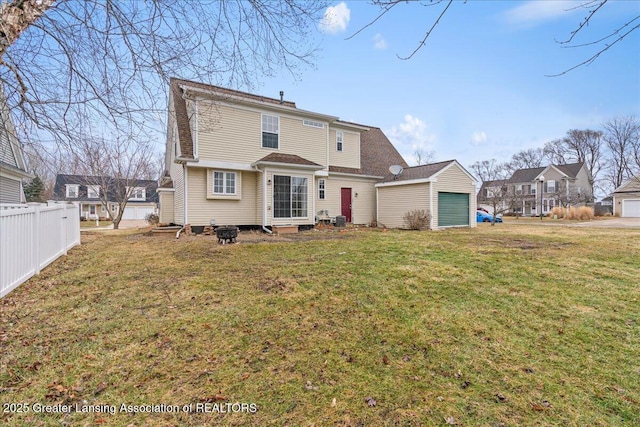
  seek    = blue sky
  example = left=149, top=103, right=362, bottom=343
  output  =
left=255, top=0, right=640, bottom=169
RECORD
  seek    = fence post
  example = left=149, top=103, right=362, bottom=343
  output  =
left=33, top=204, right=41, bottom=275
left=62, top=204, right=68, bottom=255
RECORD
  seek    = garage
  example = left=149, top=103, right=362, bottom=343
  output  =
left=121, top=205, right=155, bottom=220
left=622, top=199, right=640, bottom=217
left=438, top=192, right=470, bottom=227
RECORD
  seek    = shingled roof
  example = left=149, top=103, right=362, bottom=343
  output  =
left=254, top=153, right=322, bottom=167
left=380, top=160, right=456, bottom=183
left=508, top=162, right=584, bottom=183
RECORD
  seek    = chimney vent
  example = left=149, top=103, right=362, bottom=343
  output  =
left=279, top=91, right=284, bottom=105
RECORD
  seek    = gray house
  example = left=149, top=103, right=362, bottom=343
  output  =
left=478, top=162, right=592, bottom=216
left=0, top=89, right=32, bottom=204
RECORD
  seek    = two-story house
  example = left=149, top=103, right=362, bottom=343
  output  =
left=505, top=162, right=592, bottom=216
left=52, top=174, right=158, bottom=220
left=0, top=88, right=33, bottom=204
left=158, top=78, right=478, bottom=230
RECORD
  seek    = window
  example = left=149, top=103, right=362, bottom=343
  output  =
left=545, top=180, right=556, bottom=193
left=66, top=184, right=79, bottom=198
left=336, top=131, right=343, bottom=152
left=101, top=205, right=106, bottom=213
left=87, top=185, right=100, bottom=199
left=530, top=186, right=536, bottom=195
left=128, top=187, right=146, bottom=200
left=262, top=114, right=279, bottom=149
left=111, top=204, right=117, bottom=213
left=303, top=119, right=324, bottom=129
left=273, top=175, right=308, bottom=218
left=213, top=171, right=236, bottom=195
left=516, top=184, right=522, bottom=195
left=318, top=179, right=326, bottom=200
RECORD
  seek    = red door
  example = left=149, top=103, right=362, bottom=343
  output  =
left=341, top=188, right=352, bottom=223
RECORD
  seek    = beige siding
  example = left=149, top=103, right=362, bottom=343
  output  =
left=328, top=129, right=360, bottom=169
left=196, top=102, right=327, bottom=165
left=185, top=168, right=258, bottom=226
left=264, top=168, right=315, bottom=226
left=574, top=166, right=592, bottom=198
left=432, top=164, right=477, bottom=228
left=377, top=183, right=430, bottom=229
left=316, top=175, right=376, bottom=225
left=172, top=162, right=185, bottom=225
left=158, top=192, right=174, bottom=224
left=613, top=192, right=640, bottom=216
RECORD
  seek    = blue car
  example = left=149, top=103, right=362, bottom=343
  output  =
left=476, top=210, right=503, bottom=223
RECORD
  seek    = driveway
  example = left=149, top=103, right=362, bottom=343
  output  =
left=569, top=217, right=640, bottom=228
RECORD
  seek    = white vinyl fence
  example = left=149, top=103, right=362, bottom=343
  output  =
left=1, top=203, right=81, bottom=298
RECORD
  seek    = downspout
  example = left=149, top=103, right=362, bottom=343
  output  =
left=254, top=164, right=272, bottom=234
left=183, top=163, right=188, bottom=225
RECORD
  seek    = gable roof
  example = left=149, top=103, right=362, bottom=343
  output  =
left=380, top=160, right=455, bottom=183
left=253, top=153, right=323, bottom=168
left=613, top=177, right=640, bottom=194
left=52, top=174, right=159, bottom=203
left=508, top=166, right=545, bottom=184
left=508, top=162, right=584, bottom=183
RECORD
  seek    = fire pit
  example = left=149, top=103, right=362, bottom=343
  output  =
left=215, top=226, right=238, bottom=244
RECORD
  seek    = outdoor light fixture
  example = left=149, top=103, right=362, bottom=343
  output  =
left=539, top=175, right=545, bottom=221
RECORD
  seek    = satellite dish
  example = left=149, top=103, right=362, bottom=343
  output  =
left=389, top=165, right=404, bottom=178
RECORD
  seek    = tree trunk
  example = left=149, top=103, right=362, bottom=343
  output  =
left=1, top=0, right=55, bottom=58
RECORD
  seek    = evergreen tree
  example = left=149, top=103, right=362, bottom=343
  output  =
left=24, top=175, right=44, bottom=202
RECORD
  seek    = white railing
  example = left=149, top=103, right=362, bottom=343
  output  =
left=1, top=203, right=81, bottom=298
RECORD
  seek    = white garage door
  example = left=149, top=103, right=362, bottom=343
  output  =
left=121, top=205, right=154, bottom=220
left=622, top=199, right=640, bottom=217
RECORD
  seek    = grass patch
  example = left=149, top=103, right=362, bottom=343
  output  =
left=1, top=226, right=639, bottom=426
left=80, top=220, right=113, bottom=228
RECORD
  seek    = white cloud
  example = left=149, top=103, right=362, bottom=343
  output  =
left=319, top=2, right=351, bottom=34
left=386, top=114, right=437, bottom=159
left=504, top=1, right=582, bottom=27
left=470, top=131, right=487, bottom=146
left=373, top=33, right=387, bottom=50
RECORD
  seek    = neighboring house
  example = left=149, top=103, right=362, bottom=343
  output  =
left=159, top=78, right=477, bottom=230
left=52, top=174, right=158, bottom=220
left=376, top=160, right=478, bottom=229
left=0, top=88, right=32, bottom=204
left=477, top=162, right=592, bottom=216
left=477, top=179, right=509, bottom=214
left=612, top=178, right=640, bottom=218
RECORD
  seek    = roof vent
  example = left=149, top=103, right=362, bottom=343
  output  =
left=279, top=91, right=284, bottom=105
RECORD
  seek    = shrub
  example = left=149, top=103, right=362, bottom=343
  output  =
left=145, top=213, right=160, bottom=225
left=550, top=206, right=594, bottom=220
left=403, top=209, right=431, bottom=230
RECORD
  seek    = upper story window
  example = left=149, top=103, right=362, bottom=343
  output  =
left=65, top=184, right=79, bottom=198
left=515, top=184, right=523, bottom=195
left=531, top=186, right=536, bottom=195
left=87, top=185, right=100, bottom=199
left=128, top=187, right=146, bottom=201
left=213, top=171, right=236, bottom=195
left=303, top=119, right=324, bottom=129
left=545, top=180, right=556, bottom=193
left=262, top=114, right=279, bottom=149
left=336, top=131, right=343, bottom=152
left=318, top=179, right=326, bottom=200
